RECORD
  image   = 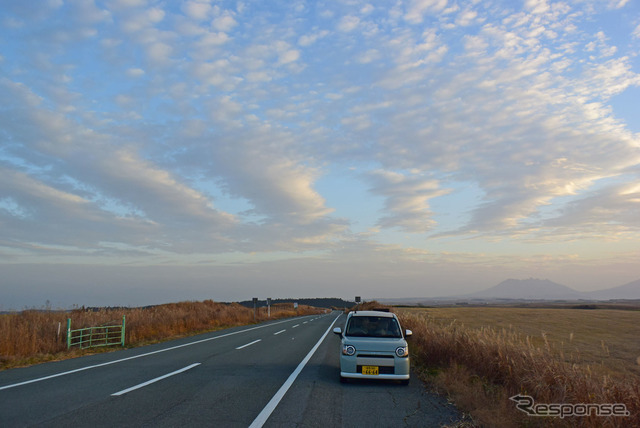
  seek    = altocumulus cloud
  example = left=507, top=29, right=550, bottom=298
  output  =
left=1, top=0, right=640, bottom=306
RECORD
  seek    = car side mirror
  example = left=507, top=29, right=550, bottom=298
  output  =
left=405, top=329, right=412, bottom=338
left=333, top=327, right=342, bottom=335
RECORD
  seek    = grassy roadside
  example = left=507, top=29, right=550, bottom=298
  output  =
left=397, top=307, right=640, bottom=427
left=406, top=306, right=640, bottom=379
left=0, top=300, right=324, bottom=370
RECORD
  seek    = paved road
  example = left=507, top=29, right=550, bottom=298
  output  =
left=0, top=312, right=464, bottom=427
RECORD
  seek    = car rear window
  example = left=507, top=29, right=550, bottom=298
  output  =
left=345, top=316, right=402, bottom=338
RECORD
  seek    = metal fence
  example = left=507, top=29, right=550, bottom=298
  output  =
left=67, top=316, right=125, bottom=349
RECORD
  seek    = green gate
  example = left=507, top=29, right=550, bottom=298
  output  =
left=67, top=316, right=125, bottom=349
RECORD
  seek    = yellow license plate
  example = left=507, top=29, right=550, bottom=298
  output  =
left=362, top=366, right=379, bottom=375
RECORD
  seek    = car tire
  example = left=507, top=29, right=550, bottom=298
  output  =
left=339, top=375, right=348, bottom=384
left=400, top=379, right=410, bottom=386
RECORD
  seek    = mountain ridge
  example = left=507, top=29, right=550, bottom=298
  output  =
left=585, top=278, right=640, bottom=300
left=461, top=278, right=586, bottom=300
left=378, top=277, right=640, bottom=304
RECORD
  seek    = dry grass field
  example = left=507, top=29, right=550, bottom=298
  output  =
left=403, top=306, right=640, bottom=379
left=5, top=300, right=638, bottom=426
left=396, top=305, right=640, bottom=427
left=0, top=300, right=323, bottom=370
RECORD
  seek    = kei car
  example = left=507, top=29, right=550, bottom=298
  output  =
left=333, top=310, right=412, bottom=384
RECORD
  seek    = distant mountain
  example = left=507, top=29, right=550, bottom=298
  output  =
left=586, top=279, right=640, bottom=300
left=376, top=278, right=640, bottom=305
left=463, top=278, right=587, bottom=300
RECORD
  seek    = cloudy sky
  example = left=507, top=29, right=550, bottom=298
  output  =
left=1, top=0, right=640, bottom=309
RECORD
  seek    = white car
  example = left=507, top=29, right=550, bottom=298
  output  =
left=333, top=310, right=412, bottom=384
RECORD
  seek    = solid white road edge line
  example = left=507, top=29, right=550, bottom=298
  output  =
left=248, top=314, right=340, bottom=428
left=0, top=316, right=314, bottom=391
left=236, top=339, right=262, bottom=350
left=111, top=363, right=201, bottom=396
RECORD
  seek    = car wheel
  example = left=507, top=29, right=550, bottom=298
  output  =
left=400, top=379, right=410, bottom=386
left=339, top=375, right=348, bottom=384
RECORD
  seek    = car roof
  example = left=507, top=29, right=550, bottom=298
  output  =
left=348, top=310, right=396, bottom=318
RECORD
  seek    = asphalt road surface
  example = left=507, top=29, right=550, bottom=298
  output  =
left=0, top=312, right=464, bottom=427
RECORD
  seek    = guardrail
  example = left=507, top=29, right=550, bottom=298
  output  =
left=67, top=316, right=125, bottom=349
